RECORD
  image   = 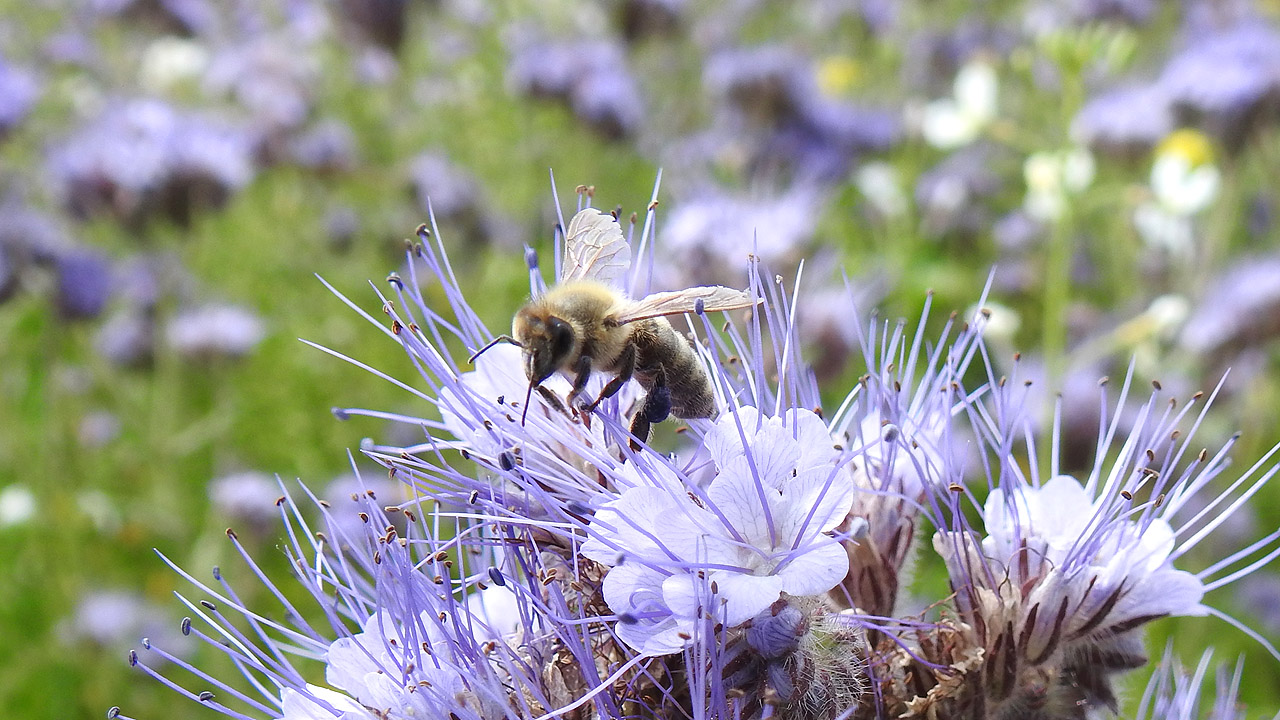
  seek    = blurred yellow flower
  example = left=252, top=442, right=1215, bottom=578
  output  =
left=1156, top=128, right=1214, bottom=168
left=816, top=55, right=861, bottom=97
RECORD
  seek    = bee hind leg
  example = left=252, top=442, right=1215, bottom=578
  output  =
left=628, top=412, right=653, bottom=452
left=586, top=342, right=637, bottom=414
left=628, top=365, right=671, bottom=452
left=640, top=364, right=671, bottom=423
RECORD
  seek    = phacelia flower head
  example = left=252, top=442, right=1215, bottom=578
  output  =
left=120, top=181, right=1280, bottom=720
left=923, top=362, right=1280, bottom=717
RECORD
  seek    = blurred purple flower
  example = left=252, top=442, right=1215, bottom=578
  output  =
left=1073, top=83, right=1175, bottom=156
left=164, top=303, right=265, bottom=359
left=409, top=151, right=479, bottom=220
left=95, top=309, right=156, bottom=367
left=1071, top=0, right=1156, bottom=24
left=0, top=58, right=40, bottom=138
left=78, top=410, right=122, bottom=448
left=410, top=152, right=517, bottom=250
left=203, top=37, right=318, bottom=133
left=324, top=205, right=360, bottom=253
left=48, top=99, right=256, bottom=227
left=700, top=45, right=902, bottom=182
left=1136, top=646, right=1251, bottom=720
left=915, top=144, right=1004, bottom=239
left=660, top=187, right=823, bottom=283
left=63, top=590, right=192, bottom=663
left=508, top=37, right=644, bottom=139
left=616, top=0, right=685, bottom=41
left=1180, top=255, right=1280, bottom=358
left=42, top=31, right=99, bottom=68
left=902, top=21, right=1018, bottom=95
left=55, top=248, right=114, bottom=320
left=286, top=119, right=359, bottom=172
left=337, top=0, right=408, bottom=52
left=91, top=0, right=218, bottom=36
left=1159, top=21, right=1280, bottom=148
left=209, top=470, right=283, bottom=528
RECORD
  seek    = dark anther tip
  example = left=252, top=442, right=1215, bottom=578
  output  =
left=181, top=618, right=192, bottom=635
left=694, top=298, right=706, bottom=315
left=488, top=567, right=506, bottom=587
left=331, top=407, right=350, bottom=420
left=498, top=451, right=516, bottom=471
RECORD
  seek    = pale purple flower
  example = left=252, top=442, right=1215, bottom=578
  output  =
left=581, top=407, right=857, bottom=655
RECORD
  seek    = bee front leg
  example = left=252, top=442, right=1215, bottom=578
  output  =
left=566, top=355, right=593, bottom=411
left=586, top=342, right=637, bottom=414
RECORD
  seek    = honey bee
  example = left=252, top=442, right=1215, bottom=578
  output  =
left=472, top=207, right=758, bottom=445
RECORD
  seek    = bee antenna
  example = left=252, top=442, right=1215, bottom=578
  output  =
left=469, top=335, right=521, bottom=364
left=521, top=382, right=535, bottom=426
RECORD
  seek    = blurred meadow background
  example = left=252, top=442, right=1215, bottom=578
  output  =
left=2, top=0, right=1280, bottom=717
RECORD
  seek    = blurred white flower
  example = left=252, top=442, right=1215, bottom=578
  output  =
left=1135, top=129, right=1220, bottom=255
left=1022, top=147, right=1095, bottom=222
left=140, top=37, right=210, bottom=92
left=855, top=161, right=908, bottom=219
left=921, top=61, right=998, bottom=149
left=0, top=484, right=35, bottom=527
left=1151, top=154, right=1220, bottom=216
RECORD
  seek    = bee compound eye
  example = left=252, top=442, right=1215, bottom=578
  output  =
left=548, top=317, right=574, bottom=359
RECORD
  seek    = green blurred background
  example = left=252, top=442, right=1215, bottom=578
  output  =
left=1, top=1, right=1278, bottom=717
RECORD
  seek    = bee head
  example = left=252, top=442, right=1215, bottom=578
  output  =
left=515, top=310, right=576, bottom=385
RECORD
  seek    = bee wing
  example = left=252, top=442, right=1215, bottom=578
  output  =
left=562, top=208, right=631, bottom=286
left=617, top=286, right=760, bottom=324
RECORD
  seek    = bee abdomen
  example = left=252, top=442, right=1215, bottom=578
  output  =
left=633, top=319, right=715, bottom=419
